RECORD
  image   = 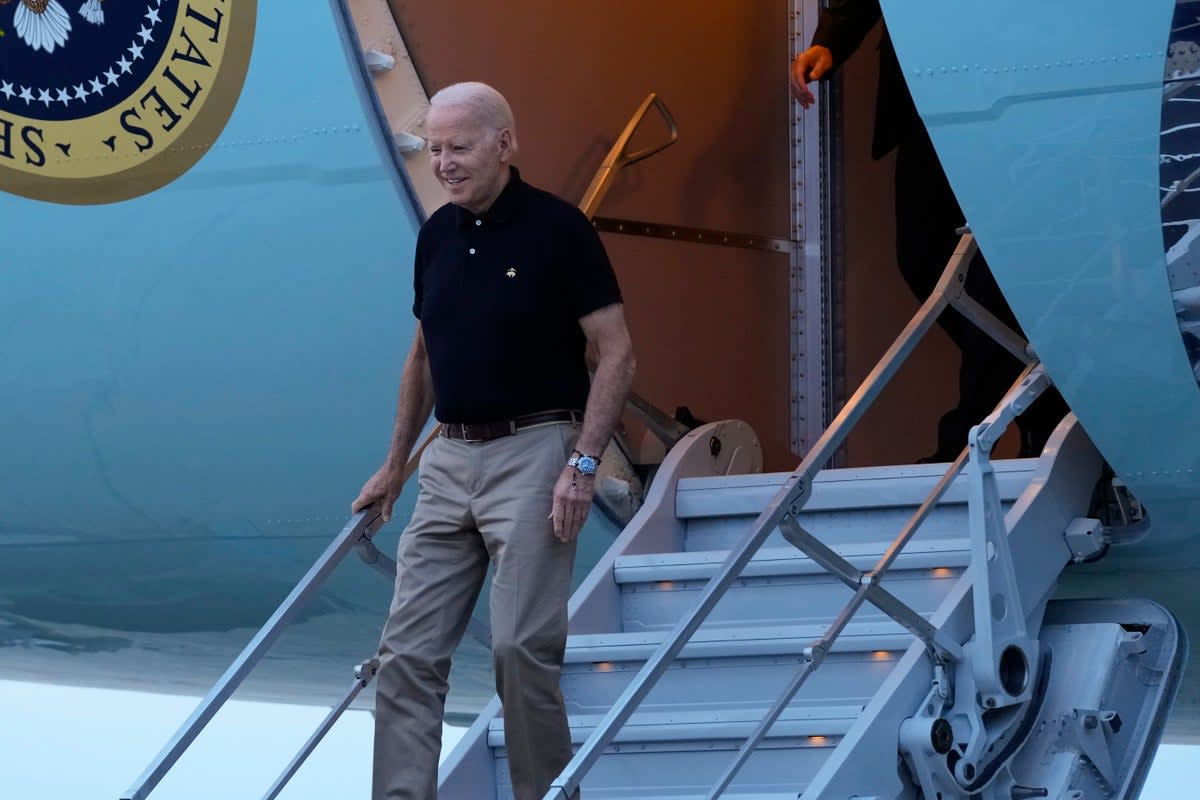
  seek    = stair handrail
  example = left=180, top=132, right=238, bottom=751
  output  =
left=577, top=92, right=689, bottom=448
left=578, top=92, right=678, bottom=219
left=113, top=419, right=482, bottom=800
left=543, top=232, right=1038, bottom=799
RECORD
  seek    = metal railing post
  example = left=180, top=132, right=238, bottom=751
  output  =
left=260, top=658, right=381, bottom=800
left=120, top=508, right=383, bottom=800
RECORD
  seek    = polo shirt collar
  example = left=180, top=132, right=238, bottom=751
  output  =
left=455, top=166, right=525, bottom=229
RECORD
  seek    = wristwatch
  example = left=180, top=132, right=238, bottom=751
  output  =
left=567, top=451, right=601, bottom=476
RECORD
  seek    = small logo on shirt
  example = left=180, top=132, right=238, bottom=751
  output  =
left=505, top=267, right=517, bottom=278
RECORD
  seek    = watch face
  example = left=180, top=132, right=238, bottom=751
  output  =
left=577, top=455, right=599, bottom=475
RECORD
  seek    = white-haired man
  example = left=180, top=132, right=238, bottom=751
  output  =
left=353, top=81, right=635, bottom=800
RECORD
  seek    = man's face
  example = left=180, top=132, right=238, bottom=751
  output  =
left=425, top=104, right=511, bottom=216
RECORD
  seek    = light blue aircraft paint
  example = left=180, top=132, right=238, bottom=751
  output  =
left=882, top=0, right=1200, bottom=734
left=5, top=1, right=1200, bottom=778
left=0, top=0, right=616, bottom=718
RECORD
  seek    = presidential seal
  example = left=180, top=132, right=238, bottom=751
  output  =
left=0, top=0, right=256, bottom=204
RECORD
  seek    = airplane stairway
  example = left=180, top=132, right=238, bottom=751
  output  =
left=498, top=456, right=1032, bottom=799
left=438, top=413, right=1184, bottom=800
left=117, top=235, right=1185, bottom=800
left=429, top=234, right=1185, bottom=800
left=115, top=93, right=1184, bottom=798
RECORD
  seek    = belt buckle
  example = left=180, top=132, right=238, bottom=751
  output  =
left=459, top=423, right=487, bottom=443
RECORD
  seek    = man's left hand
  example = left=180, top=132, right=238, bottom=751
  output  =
left=550, top=465, right=594, bottom=543
left=790, top=45, right=832, bottom=109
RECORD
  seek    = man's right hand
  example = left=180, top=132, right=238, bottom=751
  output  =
left=790, top=45, right=833, bottom=109
left=352, top=464, right=406, bottom=523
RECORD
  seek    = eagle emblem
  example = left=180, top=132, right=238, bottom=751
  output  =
left=0, top=0, right=79, bottom=54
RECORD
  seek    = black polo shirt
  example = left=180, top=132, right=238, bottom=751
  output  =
left=413, top=168, right=623, bottom=424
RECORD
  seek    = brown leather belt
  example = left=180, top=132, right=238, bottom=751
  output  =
left=441, top=409, right=583, bottom=442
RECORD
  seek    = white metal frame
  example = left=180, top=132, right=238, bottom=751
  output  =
left=790, top=0, right=833, bottom=456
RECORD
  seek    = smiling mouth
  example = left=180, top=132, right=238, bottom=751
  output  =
left=445, top=177, right=466, bottom=185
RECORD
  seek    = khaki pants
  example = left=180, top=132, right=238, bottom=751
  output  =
left=373, top=422, right=579, bottom=800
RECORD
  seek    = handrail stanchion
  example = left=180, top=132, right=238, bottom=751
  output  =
left=542, top=235, right=983, bottom=800
left=950, top=293, right=1032, bottom=364
left=355, top=535, right=398, bottom=579
left=119, top=508, right=383, bottom=800
left=260, top=658, right=381, bottom=800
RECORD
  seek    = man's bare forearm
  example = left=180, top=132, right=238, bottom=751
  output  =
left=385, top=332, right=435, bottom=470
left=575, top=345, right=635, bottom=458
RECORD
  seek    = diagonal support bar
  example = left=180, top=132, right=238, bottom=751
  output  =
left=705, top=653, right=827, bottom=800
left=704, top=569, right=877, bottom=800
left=356, top=536, right=398, bottom=579
left=261, top=658, right=380, bottom=800
left=868, top=360, right=1043, bottom=592
left=872, top=448, right=969, bottom=575
left=779, top=516, right=864, bottom=586
left=950, top=293, right=1031, bottom=365
left=780, top=518, right=961, bottom=661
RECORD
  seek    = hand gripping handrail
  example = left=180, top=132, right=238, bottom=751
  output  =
left=543, top=232, right=1033, bottom=799
left=355, top=422, right=441, bottom=577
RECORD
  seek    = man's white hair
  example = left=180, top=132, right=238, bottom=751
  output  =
left=428, top=82, right=518, bottom=154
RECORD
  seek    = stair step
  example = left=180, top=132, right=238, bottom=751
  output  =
left=613, top=540, right=971, bottom=583
left=678, top=464, right=1032, bottom=553
left=561, top=623, right=914, bottom=716
left=675, top=460, right=1035, bottom=518
left=682, top=508, right=995, bottom=554
left=493, top=745, right=819, bottom=800
left=566, top=621, right=914, bottom=663
left=489, top=710, right=835, bottom=796
left=616, top=544, right=963, bottom=632
left=487, top=706, right=859, bottom=748
left=491, top=707, right=834, bottom=799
